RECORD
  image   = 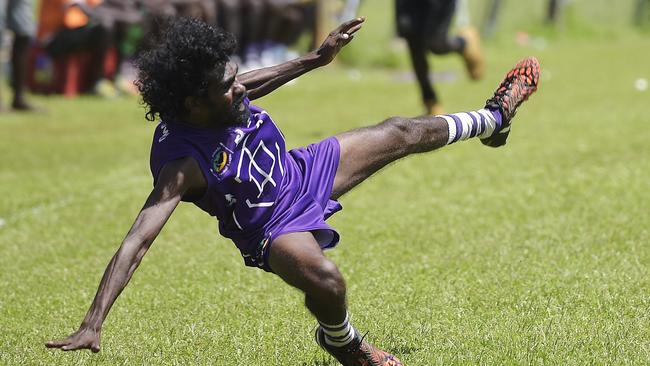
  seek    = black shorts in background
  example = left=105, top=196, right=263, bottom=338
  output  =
left=395, top=0, right=457, bottom=40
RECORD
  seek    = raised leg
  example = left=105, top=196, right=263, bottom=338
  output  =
left=332, top=115, right=449, bottom=199
left=333, top=56, right=541, bottom=199
left=405, top=37, right=441, bottom=115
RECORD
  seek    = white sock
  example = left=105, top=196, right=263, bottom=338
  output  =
left=319, top=312, right=356, bottom=348
left=438, top=108, right=500, bottom=145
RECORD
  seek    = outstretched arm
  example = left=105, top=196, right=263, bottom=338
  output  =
left=239, top=17, right=365, bottom=100
left=45, top=157, right=206, bottom=353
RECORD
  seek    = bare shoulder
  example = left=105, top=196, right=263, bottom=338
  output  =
left=156, top=157, right=207, bottom=199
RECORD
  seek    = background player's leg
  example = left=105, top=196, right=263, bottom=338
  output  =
left=11, top=34, right=32, bottom=110
left=405, top=37, right=442, bottom=115
left=426, top=0, right=464, bottom=55
left=426, top=0, right=484, bottom=80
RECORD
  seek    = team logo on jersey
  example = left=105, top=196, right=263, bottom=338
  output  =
left=210, top=146, right=231, bottom=179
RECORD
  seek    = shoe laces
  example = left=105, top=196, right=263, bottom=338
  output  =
left=345, top=331, right=368, bottom=354
left=347, top=331, right=384, bottom=365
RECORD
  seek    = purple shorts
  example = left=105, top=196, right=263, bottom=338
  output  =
left=242, top=136, right=343, bottom=272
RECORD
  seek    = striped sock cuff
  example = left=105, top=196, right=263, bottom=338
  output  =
left=439, top=109, right=498, bottom=145
left=319, top=313, right=356, bottom=348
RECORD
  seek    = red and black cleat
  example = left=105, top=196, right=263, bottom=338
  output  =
left=315, top=327, right=404, bottom=366
left=481, top=57, right=540, bottom=148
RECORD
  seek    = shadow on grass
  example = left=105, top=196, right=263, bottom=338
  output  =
left=301, top=345, right=418, bottom=365
left=389, top=345, right=419, bottom=355
left=302, top=357, right=336, bottom=366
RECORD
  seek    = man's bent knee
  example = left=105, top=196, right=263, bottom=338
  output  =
left=306, top=258, right=347, bottom=301
left=269, top=233, right=346, bottom=300
left=428, top=37, right=457, bottom=55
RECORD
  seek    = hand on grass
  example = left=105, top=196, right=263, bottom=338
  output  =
left=315, top=17, right=365, bottom=66
left=46, top=327, right=101, bottom=353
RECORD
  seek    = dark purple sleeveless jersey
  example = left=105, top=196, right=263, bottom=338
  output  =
left=150, top=99, right=342, bottom=270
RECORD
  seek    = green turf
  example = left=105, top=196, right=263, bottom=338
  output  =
left=1, top=1, right=650, bottom=365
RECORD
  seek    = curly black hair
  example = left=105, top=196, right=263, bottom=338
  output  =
left=135, top=17, right=236, bottom=122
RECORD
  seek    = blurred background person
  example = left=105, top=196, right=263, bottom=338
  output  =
left=217, top=0, right=317, bottom=71
left=215, top=0, right=244, bottom=63
left=37, top=0, right=143, bottom=96
left=260, top=0, right=315, bottom=67
left=546, top=0, right=567, bottom=25
left=0, top=0, right=35, bottom=111
left=168, top=0, right=216, bottom=23
left=395, top=0, right=484, bottom=116
left=634, top=0, right=650, bottom=26
left=27, top=0, right=349, bottom=97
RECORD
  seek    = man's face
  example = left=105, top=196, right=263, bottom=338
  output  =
left=200, top=61, right=250, bottom=127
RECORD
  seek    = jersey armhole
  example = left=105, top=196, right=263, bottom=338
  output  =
left=152, top=153, right=212, bottom=204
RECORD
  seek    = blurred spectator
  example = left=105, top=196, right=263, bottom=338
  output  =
left=1, top=0, right=35, bottom=111
left=28, top=0, right=329, bottom=97
left=37, top=0, right=144, bottom=96
left=216, top=0, right=244, bottom=63
left=260, top=0, right=313, bottom=67
left=217, top=0, right=316, bottom=71
left=546, top=0, right=565, bottom=25
left=395, top=0, right=484, bottom=115
left=634, top=0, right=650, bottom=26
left=169, top=0, right=216, bottom=24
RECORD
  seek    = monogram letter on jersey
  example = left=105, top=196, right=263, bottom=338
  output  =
left=235, top=134, right=284, bottom=204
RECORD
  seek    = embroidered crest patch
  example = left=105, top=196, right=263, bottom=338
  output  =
left=210, top=147, right=231, bottom=179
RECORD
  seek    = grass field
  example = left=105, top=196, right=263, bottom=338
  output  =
left=1, top=1, right=650, bottom=365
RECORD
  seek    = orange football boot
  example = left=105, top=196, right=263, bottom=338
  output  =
left=481, top=57, right=540, bottom=147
